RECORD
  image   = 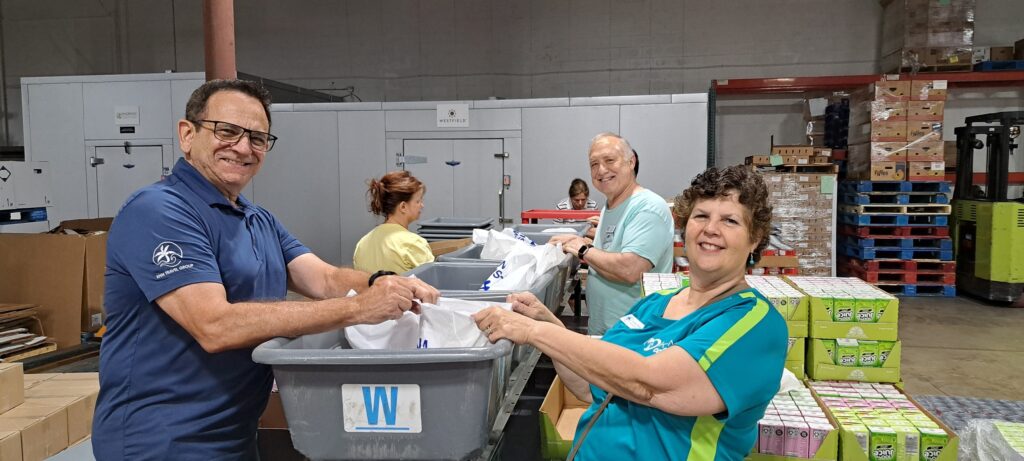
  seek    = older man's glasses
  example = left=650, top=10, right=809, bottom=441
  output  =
left=193, top=119, right=278, bottom=152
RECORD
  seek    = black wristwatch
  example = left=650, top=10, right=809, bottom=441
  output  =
left=368, top=270, right=397, bottom=287
left=578, top=244, right=594, bottom=261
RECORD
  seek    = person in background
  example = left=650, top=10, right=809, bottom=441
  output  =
left=554, top=177, right=599, bottom=224
left=93, top=79, right=438, bottom=461
left=474, top=164, right=787, bottom=460
left=353, top=171, right=434, bottom=274
left=550, top=133, right=674, bottom=335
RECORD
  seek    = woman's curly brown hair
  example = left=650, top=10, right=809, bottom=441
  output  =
left=673, top=165, right=772, bottom=266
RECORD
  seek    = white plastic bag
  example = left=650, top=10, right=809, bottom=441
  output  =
left=345, top=297, right=510, bottom=350
left=480, top=228, right=536, bottom=260
left=959, top=420, right=1024, bottom=461
left=481, top=243, right=567, bottom=291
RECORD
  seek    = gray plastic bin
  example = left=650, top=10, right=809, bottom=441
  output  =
left=510, top=223, right=590, bottom=236
left=252, top=331, right=512, bottom=461
left=437, top=244, right=575, bottom=312
left=403, top=261, right=556, bottom=305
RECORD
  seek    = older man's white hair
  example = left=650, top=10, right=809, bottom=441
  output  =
left=589, top=132, right=634, bottom=160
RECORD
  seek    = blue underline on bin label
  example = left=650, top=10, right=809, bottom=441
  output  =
left=354, top=427, right=412, bottom=431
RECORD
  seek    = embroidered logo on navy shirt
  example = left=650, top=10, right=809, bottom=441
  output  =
left=152, top=241, right=184, bottom=268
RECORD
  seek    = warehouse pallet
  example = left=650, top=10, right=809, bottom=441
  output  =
left=840, top=266, right=956, bottom=285
left=974, top=60, right=1024, bottom=71
left=0, top=207, right=47, bottom=225
left=840, top=257, right=955, bottom=273
left=838, top=192, right=949, bottom=205
left=839, top=224, right=949, bottom=238
left=840, top=235, right=953, bottom=250
left=876, top=283, right=957, bottom=297
left=840, top=180, right=952, bottom=194
left=840, top=244, right=953, bottom=261
left=839, top=212, right=948, bottom=227
left=839, top=203, right=952, bottom=215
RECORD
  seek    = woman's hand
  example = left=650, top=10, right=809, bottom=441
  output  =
left=507, top=292, right=564, bottom=327
left=473, top=306, right=540, bottom=344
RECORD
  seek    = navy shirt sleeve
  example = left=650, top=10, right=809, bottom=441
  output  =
left=112, top=188, right=223, bottom=302
left=677, top=294, right=787, bottom=419
left=271, top=212, right=311, bottom=263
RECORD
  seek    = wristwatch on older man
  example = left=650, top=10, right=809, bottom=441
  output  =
left=578, top=244, right=594, bottom=261
left=368, top=270, right=397, bottom=286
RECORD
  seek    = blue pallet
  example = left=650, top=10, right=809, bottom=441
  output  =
left=839, top=192, right=950, bottom=205
left=840, top=244, right=953, bottom=261
left=839, top=212, right=949, bottom=227
left=840, top=235, right=953, bottom=250
left=974, top=60, right=1024, bottom=71
left=0, top=207, right=47, bottom=225
left=877, top=284, right=957, bottom=297
left=840, top=180, right=952, bottom=194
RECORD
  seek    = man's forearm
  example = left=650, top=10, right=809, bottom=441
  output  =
left=583, top=249, right=649, bottom=284
left=323, top=267, right=373, bottom=298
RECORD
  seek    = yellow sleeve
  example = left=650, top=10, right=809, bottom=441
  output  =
left=399, top=233, right=435, bottom=271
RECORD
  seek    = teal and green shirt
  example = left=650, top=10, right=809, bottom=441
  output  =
left=573, top=287, right=787, bottom=461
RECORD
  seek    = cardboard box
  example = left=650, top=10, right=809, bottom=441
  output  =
left=22, top=374, right=58, bottom=390
left=22, top=396, right=91, bottom=444
left=990, top=46, right=1014, bottom=61
left=0, top=416, right=68, bottom=461
left=908, top=121, right=942, bottom=141
left=910, top=80, right=948, bottom=101
left=848, top=142, right=906, bottom=163
left=0, top=218, right=111, bottom=347
left=0, top=431, right=21, bottom=461
left=906, top=141, right=945, bottom=161
left=808, top=339, right=902, bottom=383
left=908, top=161, right=946, bottom=181
left=871, top=81, right=911, bottom=101
left=0, top=363, right=25, bottom=414
left=848, top=161, right=907, bottom=181
left=427, top=238, right=472, bottom=257
left=772, top=145, right=817, bottom=156
left=944, top=140, right=958, bottom=167
left=539, top=376, right=590, bottom=461
left=908, top=101, right=945, bottom=120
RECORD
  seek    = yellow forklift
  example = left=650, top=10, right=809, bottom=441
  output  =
left=952, top=111, right=1024, bottom=306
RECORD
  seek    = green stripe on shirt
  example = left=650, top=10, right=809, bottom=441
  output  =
left=698, top=295, right=770, bottom=372
left=687, top=414, right=725, bottom=461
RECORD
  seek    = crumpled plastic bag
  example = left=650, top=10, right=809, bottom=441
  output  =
left=476, top=228, right=536, bottom=260
left=481, top=242, right=567, bottom=292
left=345, top=297, right=511, bottom=350
left=959, top=419, right=1024, bottom=461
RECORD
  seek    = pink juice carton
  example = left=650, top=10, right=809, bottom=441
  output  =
left=809, top=422, right=834, bottom=457
left=784, top=420, right=811, bottom=458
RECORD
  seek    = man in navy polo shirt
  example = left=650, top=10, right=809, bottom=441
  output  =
left=92, top=79, right=439, bottom=460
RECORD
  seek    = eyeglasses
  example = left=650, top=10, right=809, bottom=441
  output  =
left=192, top=119, right=278, bottom=152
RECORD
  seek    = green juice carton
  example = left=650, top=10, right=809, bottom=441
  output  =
left=836, top=338, right=860, bottom=367
left=856, top=299, right=877, bottom=323
left=918, top=428, right=948, bottom=461
left=869, top=426, right=897, bottom=461
left=875, top=297, right=890, bottom=320
left=847, top=424, right=870, bottom=454
left=859, top=340, right=879, bottom=367
left=821, top=339, right=837, bottom=364
left=878, top=341, right=896, bottom=366
left=833, top=295, right=856, bottom=322
left=892, top=425, right=920, bottom=461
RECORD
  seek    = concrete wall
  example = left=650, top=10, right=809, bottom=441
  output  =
left=2, top=0, right=1021, bottom=167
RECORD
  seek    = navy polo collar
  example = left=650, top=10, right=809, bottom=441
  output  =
left=171, top=158, right=254, bottom=214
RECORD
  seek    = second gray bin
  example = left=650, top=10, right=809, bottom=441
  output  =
left=403, top=261, right=556, bottom=306
left=252, top=331, right=512, bottom=461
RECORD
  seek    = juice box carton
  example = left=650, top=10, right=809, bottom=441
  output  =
left=833, top=296, right=856, bottom=322
left=766, top=420, right=787, bottom=455
left=847, top=424, right=870, bottom=453
left=918, top=428, right=948, bottom=461
left=875, top=298, right=890, bottom=319
left=836, top=338, right=860, bottom=366
left=809, top=423, right=833, bottom=457
left=869, top=426, right=897, bottom=461
left=784, top=420, right=811, bottom=458
left=856, top=300, right=877, bottom=323
left=892, top=425, right=920, bottom=461
left=759, top=420, right=777, bottom=454
left=878, top=341, right=896, bottom=365
left=859, top=340, right=879, bottom=367
left=821, top=339, right=837, bottom=364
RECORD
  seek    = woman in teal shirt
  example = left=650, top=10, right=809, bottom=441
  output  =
left=475, top=165, right=787, bottom=460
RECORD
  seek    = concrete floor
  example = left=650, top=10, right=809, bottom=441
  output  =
left=899, top=295, right=1024, bottom=400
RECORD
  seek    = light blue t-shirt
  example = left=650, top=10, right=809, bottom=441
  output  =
left=573, top=287, right=788, bottom=461
left=587, top=188, right=674, bottom=334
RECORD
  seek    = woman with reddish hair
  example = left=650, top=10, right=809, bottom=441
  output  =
left=353, top=170, right=434, bottom=274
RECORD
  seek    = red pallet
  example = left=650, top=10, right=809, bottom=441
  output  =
left=839, top=225, right=950, bottom=239
left=839, top=256, right=956, bottom=273
left=841, top=266, right=956, bottom=285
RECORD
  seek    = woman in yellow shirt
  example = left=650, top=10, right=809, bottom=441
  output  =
left=353, top=171, right=435, bottom=274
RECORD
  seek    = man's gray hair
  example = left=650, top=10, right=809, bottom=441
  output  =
left=589, top=132, right=633, bottom=160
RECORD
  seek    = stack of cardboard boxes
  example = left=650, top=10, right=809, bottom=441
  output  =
left=0, top=364, right=99, bottom=461
left=881, top=0, right=975, bottom=72
left=847, top=78, right=947, bottom=182
left=763, top=172, right=837, bottom=277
